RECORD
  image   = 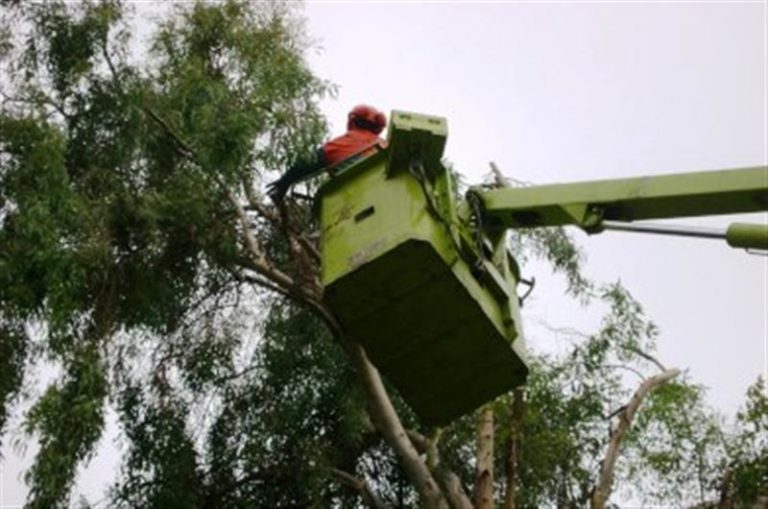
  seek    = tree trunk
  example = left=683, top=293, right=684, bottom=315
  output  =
left=475, top=404, right=495, bottom=509
left=716, top=468, right=734, bottom=509
left=503, top=388, right=525, bottom=509
left=591, top=368, right=681, bottom=509
left=348, top=343, right=450, bottom=509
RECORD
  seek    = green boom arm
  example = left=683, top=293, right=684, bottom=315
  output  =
left=474, top=166, right=768, bottom=250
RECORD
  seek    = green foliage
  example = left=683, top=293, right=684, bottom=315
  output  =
left=1, top=0, right=330, bottom=505
left=114, top=385, right=202, bottom=509
left=147, top=1, right=329, bottom=180
left=0, top=321, right=27, bottom=452
left=511, top=226, right=594, bottom=299
left=728, top=377, right=768, bottom=503
left=1, top=1, right=762, bottom=508
left=195, top=301, right=373, bottom=507
left=625, top=378, right=725, bottom=504
left=25, top=1, right=122, bottom=94
left=24, top=344, right=107, bottom=508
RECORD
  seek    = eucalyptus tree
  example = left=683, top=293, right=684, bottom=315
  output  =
left=0, top=2, right=763, bottom=508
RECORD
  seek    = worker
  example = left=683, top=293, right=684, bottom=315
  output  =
left=267, top=104, right=387, bottom=202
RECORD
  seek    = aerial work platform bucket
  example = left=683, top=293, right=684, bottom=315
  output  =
left=317, top=112, right=528, bottom=425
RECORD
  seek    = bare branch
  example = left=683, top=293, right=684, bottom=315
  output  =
left=485, top=162, right=536, bottom=188
left=489, top=161, right=510, bottom=188
left=427, top=430, right=442, bottom=471
left=405, top=429, right=443, bottom=471
left=294, top=229, right=321, bottom=263
left=241, top=177, right=278, bottom=222
left=591, top=367, right=681, bottom=509
left=533, top=319, right=592, bottom=341
left=406, top=429, right=429, bottom=453
left=226, top=187, right=296, bottom=290
left=330, top=468, right=392, bottom=509
left=100, top=36, right=118, bottom=82
left=228, top=269, right=292, bottom=300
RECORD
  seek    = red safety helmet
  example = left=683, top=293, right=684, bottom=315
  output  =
left=347, top=104, right=386, bottom=134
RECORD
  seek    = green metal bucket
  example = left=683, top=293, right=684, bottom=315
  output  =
left=317, top=112, right=528, bottom=424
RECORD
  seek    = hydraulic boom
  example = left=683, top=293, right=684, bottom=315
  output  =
left=473, top=166, right=767, bottom=250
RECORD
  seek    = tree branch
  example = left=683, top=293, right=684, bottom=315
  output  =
left=714, top=467, right=734, bottom=509
left=0, top=90, right=71, bottom=121
left=241, top=177, right=320, bottom=264
left=100, top=35, right=118, bottom=82
left=624, top=345, right=667, bottom=372
left=602, top=363, right=646, bottom=382
left=591, top=367, right=681, bottom=509
left=441, top=471, right=474, bottom=509
left=141, top=106, right=302, bottom=298
left=142, top=105, right=197, bottom=161
left=347, top=344, right=449, bottom=509
left=229, top=269, right=292, bottom=300
left=406, top=429, right=429, bottom=452
left=407, top=430, right=472, bottom=509
left=330, top=468, right=392, bottom=509
left=406, top=429, right=442, bottom=470
left=226, top=187, right=297, bottom=292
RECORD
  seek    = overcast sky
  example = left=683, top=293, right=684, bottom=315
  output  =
left=1, top=1, right=766, bottom=507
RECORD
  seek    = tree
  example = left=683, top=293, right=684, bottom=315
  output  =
left=1, top=1, right=764, bottom=508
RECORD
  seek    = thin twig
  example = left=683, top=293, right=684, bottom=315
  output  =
left=142, top=105, right=196, bottom=160
left=101, top=38, right=118, bottom=81
left=489, top=161, right=510, bottom=188
left=624, top=345, right=667, bottom=372
left=602, top=363, right=646, bottom=381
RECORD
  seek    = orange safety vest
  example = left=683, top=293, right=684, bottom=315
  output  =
left=322, top=128, right=382, bottom=167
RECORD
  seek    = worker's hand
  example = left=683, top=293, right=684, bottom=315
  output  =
left=266, top=179, right=287, bottom=203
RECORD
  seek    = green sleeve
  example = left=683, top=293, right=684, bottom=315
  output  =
left=279, top=147, right=326, bottom=187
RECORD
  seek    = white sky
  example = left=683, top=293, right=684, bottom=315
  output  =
left=2, top=1, right=766, bottom=507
